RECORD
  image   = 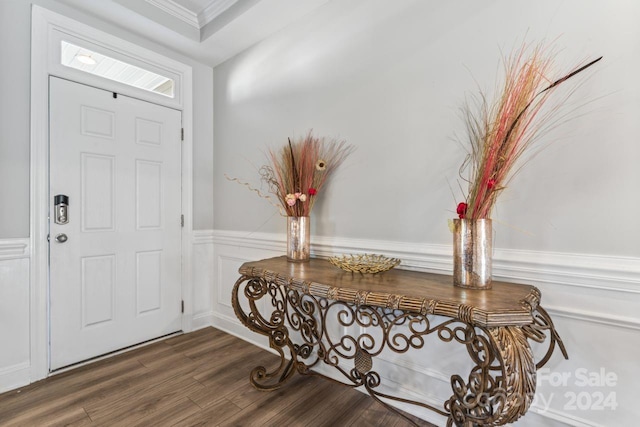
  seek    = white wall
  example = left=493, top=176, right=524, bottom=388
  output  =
left=0, top=1, right=32, bottom=238
left=212, top=1, right=640, bottom=426
left=213, top=0, right=639, bottom=259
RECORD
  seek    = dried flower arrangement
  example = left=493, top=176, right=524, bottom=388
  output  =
left=456, top=44, right=602, bottom=220
left=254, top=131, right=355, bottom=217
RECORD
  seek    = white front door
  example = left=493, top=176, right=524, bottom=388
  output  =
left=49, top=77, right=183, bottom=370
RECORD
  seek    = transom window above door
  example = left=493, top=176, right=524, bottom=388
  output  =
left=60, top=41, right=175, bottom=98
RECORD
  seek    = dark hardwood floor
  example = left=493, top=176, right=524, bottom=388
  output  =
left=0, top=327, right=436, bottom=426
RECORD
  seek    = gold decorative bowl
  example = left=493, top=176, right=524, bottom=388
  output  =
left=328, top=254, right=401, bottom=274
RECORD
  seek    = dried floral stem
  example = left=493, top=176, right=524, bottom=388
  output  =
left=459, top=43, right=601, bottom=219
left=261, top=130, right=355, bottom=216
left=224, top=174, right=285, bottom=215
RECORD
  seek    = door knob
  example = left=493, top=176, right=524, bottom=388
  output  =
left=55, top=233, right=68, bottom=243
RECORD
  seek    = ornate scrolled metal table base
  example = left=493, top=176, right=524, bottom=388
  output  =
left=232, top=260, right=567, bottom=427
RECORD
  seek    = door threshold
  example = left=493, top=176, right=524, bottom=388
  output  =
left=49, top=330, right=183, bottom=375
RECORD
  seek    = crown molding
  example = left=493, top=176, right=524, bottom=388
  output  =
left=145, top=0, right=240, bottom=30
left=199, top=0, right=240, bottom=27
left=145, top=0, right=200, bottom=29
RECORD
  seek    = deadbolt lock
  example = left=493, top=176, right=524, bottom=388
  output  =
left=54, top=194, right=69, bottom=225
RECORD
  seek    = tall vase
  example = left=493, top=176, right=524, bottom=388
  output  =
left=287, top=216, right=310, bottom=262
left=453, top=218, right=492, bottom=289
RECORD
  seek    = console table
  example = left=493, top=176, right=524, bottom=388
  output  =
left=231, top=256, right=567, bottom=426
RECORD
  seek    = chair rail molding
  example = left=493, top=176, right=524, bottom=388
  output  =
left=211, top=228, right=640, bottom=325
left=0, top=238, right=29, bottom=261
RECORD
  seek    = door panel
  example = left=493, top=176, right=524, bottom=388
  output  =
left=81, top=153, right=115, bottom=231
left=136, top=160, right=163, bottom=229
left=81, top=254, right=116, bottom=326
left=49, top=77, right=182, bottom=370
left=136, top=250, right=162, bottom=314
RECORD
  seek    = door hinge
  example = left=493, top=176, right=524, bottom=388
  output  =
left=181, top=214, right=184, bottom=227
left=181, top=300, right=184, bottom=313
left=181, top=128, right=184, bottom=141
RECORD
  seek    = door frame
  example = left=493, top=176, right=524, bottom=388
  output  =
left=30, top=5, right=194, bottom=381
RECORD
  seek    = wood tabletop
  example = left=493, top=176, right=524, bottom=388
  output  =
left=239, top=256, right=541, bottom=328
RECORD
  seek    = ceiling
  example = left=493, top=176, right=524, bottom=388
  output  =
left=55, top=0, right=331, bottom=67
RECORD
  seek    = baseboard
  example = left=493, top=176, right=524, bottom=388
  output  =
left=191, top=311, right=215, bottom=330
left=0, top=362, right=31, bottom=394
left=211, top=312, right=272, bottom=353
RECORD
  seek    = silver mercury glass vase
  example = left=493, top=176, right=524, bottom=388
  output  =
left=452, top=218, right=492, bottom=289
left=287, top=216, right=310, bottom=262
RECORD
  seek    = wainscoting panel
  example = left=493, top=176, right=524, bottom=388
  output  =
left=211, top=230, right=639, bottom=426
left=211, top=234, right=282, bottom=348
left=192, top=231, right=215, bottom=330
left=0, top=239, right=31, bottom=393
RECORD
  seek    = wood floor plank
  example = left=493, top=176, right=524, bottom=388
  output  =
left=257, top=377, right=354, bottom=427
left=0, top=327, right=436, bottom=426
left=0, top=360, right=149, bottom=423
left=171, top=397, right=243, bottom=427
left=0, top=405, right=91, bottom=427
left=136, top=345, right=193, bottom=370
left=223, top=369, right=317, bottom=411
left=84, top=367, right=204, bottom=422
left=343, top=396, right=428, bottom=427
left=127, top=397, right=201, bottom=427
left=191, top=345, right=272, bottom=386
left=217, top=375, right=338, bottom=427
left=181, top=334, right=240, bottom=362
